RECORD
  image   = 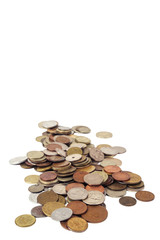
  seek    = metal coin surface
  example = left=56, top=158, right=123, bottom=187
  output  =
left=42, top=202, right=65, bottom=216
left=47, top=143, right=62, bottom=152
left=67, top=217, right=88, bottom=232
left=75, top=136, right=91, bottom=144
left=54, top=135, right=71, bottom=144
left=105, top=188, right=126, bottom=197
left=86, top=185, right=104, bottom=193
left=67, top=147, right=83, bottom=155
left=51, top=207, right=73, bottom=221
left=89, top=148, right=104, bottom=162
left=67, top=201, right=87, bottom=215
left=128, top=181, right=144, bottom=189
left=104, top=165, right=121, bottom=173
left=29, top=193, right=39, bottom=203
left=96, top=131, right=113, bottom=138
left=135, top=191, right=155, bottom=202
left=95, top=171, right=108, bottom=183
left=112, top=171, right=130, bottom=181
left=66, top=182, right=85, bottom=192
left=112, top=146, right=126, bottom=154
left=52, top=184, right=66, bottom=195
left=28, top=184, right=44, bottom=193
left=100, top=158, right=122, bottom=167
left=107, top=182, right=127, bottom=191
left=9, top=156, right=27, bottom=165
left=15, top=214, right=36, bottom=227
left=83, top=190, right=105, bottom=205
left=24, top=175, right=40, bottom=184
left=67, top=187, right=88, bottom=200
left=76, top=126, right=91, bottom=134
left=66, top=154, right=82, bottom=162
left=37, top=190, right=58, bottom=204
left=46, top=156, right=65, bottom=162
left=27, top=151, right=44, bottom=159
left=31, top=206, right=46, bottom=218
left=41, top=120, right=58, bottom=129
left=122, top=172, right=142, bottom=185
left=100, top=147, right=118, bottom=156
left=96, top=144, right=111, bottom=149
left=81, top=205, right=108, bottom=223
left=40, top=171, right=57, bottom=181
left=84, top=172, right=103, bottom=185
left=75, top=165, right=95, bottom=173
left=119, top=196, right=137, bottom=206
left=55, top=148, right=66, bottom=157
left=57, top=195, right=66, bottom=204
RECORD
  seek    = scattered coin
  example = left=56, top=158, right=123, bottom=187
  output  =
left=28, top=184, right=44, bottom=193
left=119, top=196, right=137, bottom=206
left=37, top=190, right=58, bottom=205
left=24, top=175, right=40, bottom=184
left=41, top=120, right=58, bottom=129
left=100, top=158, right=122, bottom=167
left=42, top=201, right=65, bottom=216
left=101, top=147, right=118, bottom=156
left=15, top=214, right=36, bottom=227
left=112, top=171, right=130, bottom=181
left=67, top=187, right=88, bottom=200
left=9, top=156, right=27, bottom=165
left=83, top=191, right=105, bottom=205
left=66, top=182, right=85, bottom=192
left=86, top=185, right=104, bottom=193
left=105, top=188, right=126, bottom=197
left=122, top=172, right=141, bottom=185
left=81, top=205, right=108, bottom=223
left=107, top=182, right=127, bottom=191
left=67, top=201, right=87, bottom=215
left=112, top=146, right=126, bottom=154
left=31, top=206, right=46, bottom=218
left=75, top=136, right=91, bottom=144
left=135, top=191, right=155, bottom=202
left=51, top=207, right=73, bottom=221
left=67, top=217, right=88, bottom=232
left=104, top=165, right=121, bottom=174
left=96, top=131, right=113, bottom=139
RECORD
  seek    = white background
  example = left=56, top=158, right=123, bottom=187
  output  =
left=0, top=1, right=160, bottom=239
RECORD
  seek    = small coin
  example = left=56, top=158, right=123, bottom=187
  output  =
left=31, top=206, right=46, bottom=218
left=51, top=207, right=73, bottom=221
left=42, top=202, right=65, bottom=216
left=89, top=148, right=104, bottom=162
left=84, top=172, right=103, bottom=185
left=9, top=156, right=27, bottom=165
left=104, top=165, right=121, bottom=174
left=96, top=131, right=113, bottom=139
left=100, top=158, right=122, bottom=167
left=67, top=147, right=83, bottom=155
left=24, top=175, right=40, bottom=184
left=112, top=146, right=126, bottom=154
left=100, top=147, right=118, bottom=156
left=66, top=154, right=82, bottom=162
left=54, top=135, right=71, bottom=144
left=107, top=182, right=127, bottom=191
left=81, top=205, right=108, bottom=223
left=37, top=190, right=58, bottom=205
left=36, top=136, right=46, bottom=142
left=15, top=214, right=36, bottom=227
left=70, top=142, right=87, bottom=149
left=43, top=149, right=58, bottom=156
left=112, top=171, right=130, bottom=181
left=75, top=136, right=91, bottom=144
left=52, top=184, right=66, bottom=195
left=105, top=188, right=126, bottom=197
left=67, top=201, right=87, bottom=215
left=28, top=184, right=44, bottom=193
left=86, top=185, right=104, bottom=193
left=67, top=217, right=88, bottom=232
left=76, top=126, right=91, bottom=134
left=66, top=182, right=85, bottom=192
left=27, top=151, right=44, bottom=159
left=41, top=120, right=58, bottom=129
left=75, top=165, right=95, bottom=173
left=40, top=171, right=57, bottom=182
left=102, top=175, right=114, bottom=186
left=119, top=196, right=137, bottom=206
left=67, top=187, right=88, bottom=200
left=135, top=191, right=155, bottom=202
left=83, top=191, right=105, bottom=205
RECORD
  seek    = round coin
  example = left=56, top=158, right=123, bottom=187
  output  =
left=37, top=190, right=58, bottom=205
left=9, top=156, right=27, bottom=165
left=67, top=201, right=87, bottom=215
left=89, top=148, right=104, bottom=162
left=96, top=131, right=112, bottom=138
left=122, top=172, right=142, bottom=185
left=84, top=172, right=103, bottom=185
left=135, top=191, right=155, bottom=202
left=81, top=205, right=108, bottom=223
left=52, top=184, right=66, bottom=195
left=24, top=175, right=40, bottom=184
left=40, top=171, right=57, bottom=181
left=51, top=207, right=73, bottom=221
left=66, top=154, right=82, bottom=162
left=42, top=202, right=65, bottom=216
left=86, top=185, right=104, bottom=193
left=107, top=182, right=127, bottom=191
left=112, top=146, right=126, bottom=154
left=119, top=196, right=137, bottom=206
left=100, top=158, right=122, bottom=167
left=112, top=171, right=130, bottom=181
left=67, top=217, right=88, bottom=232
left=100, top=147, right=118, bottom=156
left=27, top=151, right=44, bottom=159
left=67, top=187, right=88, bottom=200
left=66, top=182, right=85, bottom=192
left=73, top=171, right=88, bottom=183
left=83, top=190, right=105, bottom=205
left=41, top=120, right=58, bottom=129
left=76, top=126, right=91, bottom=134
left=105, top=188, right=126, bottom=197
left=28, top=184, right=44, bottom=193
left=31, top=206, right=46, bottom=218
left=75, top=136, right=91, bottom=144
left=104, top=165, right=121, bottom=174
left=15, top=214, right=36, bottom=227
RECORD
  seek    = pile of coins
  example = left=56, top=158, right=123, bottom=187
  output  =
left=10, top=120, right=155, bottom=232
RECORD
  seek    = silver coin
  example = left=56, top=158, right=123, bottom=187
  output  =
left=84, top=172, right=103, bottom=185
left=29, top=193, right=39, bottom=203
left=83, top=191, right=105, bottom=205
left=42, top=120, right=58, bottom=129
left=43, top=149, right=58, bottom=156
left=58, top=126, right=71, bottom=131
left=112, top=146, right=126, bottom=154
left=100, top=158, right=122, bottom=167
left=9, top=156, right=27, bottom=165
left=100, top=147, right=118, bottom=156
left=67, top=187, right=88, bottom=200
left=51, top=207, right=73, bottom=221
left=52, top=184, right=66, bottom=195
left=105, top=188, right=126, bottom=197
left=70, top=142, right=87, bottom=149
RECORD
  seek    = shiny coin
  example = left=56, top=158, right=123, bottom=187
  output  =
left=89, top=148, right=104, bottom=162
left=31, top=206, right=46, bottom=218
left=83, top=190, right=105, bottom=205
left=41, top=120, right=58, bottom=129
left=67, top=187, right=88, bottom=200
left=112, top=171, right=130, bottom=181
left=81, top=205, right=108, bottom=223
left=119, top=196, right=137, bottom=206
left=9, top=156, right=27, bottom=165
left=51, top=207, right=73, bottom=221
left=52, top=184, right=66, bottom=195
left=104, top=165, right=121, bottom=174
left=135, top=191, right=155, bottom=202
left=105, top=188, right=126, bottom=197
left=112, top=146, right=126, bottom=154
left=100, top=158, right=122, bottom=167
left=66, top=154, right=82, bottom=162
left=28, top=184, right=44, bottom=193
left=37, top=190, right=58, bottom=205
left=70, top=142, right=87, bottom=149
left=96, top=144, right=111, bottom=149
left=96, top=131, right=112, bottom=138
left=75, top=136, right=91, bottom=144
left=24, top=175, right=40, bottom=184
left=67, top=217, right=88, bottom=232
left=95, top=170, right=108, bottom=183
left=42, top=202, right=65, bottom=216
left=67, top=201, right=87, bottom=215
left=76, top=126, right=91, bottom=134
left=84, top=172, right=103, bottom=185
left=15, top=214, right=36, bottom=227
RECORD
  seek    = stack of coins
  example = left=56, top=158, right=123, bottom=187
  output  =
left=10, top=120, right=155, bottom=232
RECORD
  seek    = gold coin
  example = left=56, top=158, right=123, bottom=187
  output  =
left=39, top=178, right=58, bottom=185
left=15, top=214, right=36, bottom=227
left=96, top=144, right=111, bottom=149
left=35, top=165, right=52, bottom=172
left=67, top=217, right=88, bottom=232
left=57, top=176, right=73, bottom=182
left=27, top=151, right=44, bottom=159
left=24, top=175, right=40, bottom=184
left=42, top=202, right=65, bottom=216
left=96, top=131, right=113, bottom=139
left=35, top=136, right=46, bottom=142
left=67, top=147, right=83, bottom=155
left=57, top=195, right=66, bottom=204
left=76, top=165, right=95, bottom=173
left=123, top=172, right=142, bottom=185
left=128, top=181, right=144, bottom=189
left=75, top=136, right=91, bottom=144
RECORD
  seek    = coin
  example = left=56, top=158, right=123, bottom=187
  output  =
left=46, top=156, right=65, bottom=162
left=47, top=143, right=62, bottom=152
left=86, top=185, right=104, bottom=193
left=104, top=165, right=121, bottom=174
left=55, top=148, right=66, bottom=157
left=66, top=182, right=85, bottom=192
left=119, top=196, right=137, bottom=206
left=70, top=142, right=87, bottom=149
left=29, top=193, right=39, bottom=203
left=75, top=136, right=91, bottom=144
left=54, top=135, right=71, bottom=144
left=31, top=206, right=46, bottom=218
left=122, top=172, right=141, bottom=185
left=76, top=126, right=91, bottom=134
left=96, top=144, right=111, bottom=149
left=84, top=172, right=103, bottom=185
left=57, top=195, right=66, bottom=204
left=67, top=147, right=82, bottom=155
left=105, top=188, right=126, bottom=197
left=102, top=175, right=114, bottom=186
left=112, top=146, right=126, bottom=154
left=52, top=184, right=66, bottom=195
left=24, top=175, right=40, bottom=184
left=28, top=184, right=44, bottom=193
left=41, top=120, right=58, bottom=129
left=89, top=148, right=104, bottom=162
left=100, top=158, right=122, bottom=167
left=83, top=190, right=105, bottom=205
left=75, top=165, right=95, bottom=173
left=67, top=201, right=87, bottom=215
left=66, top=154, right=82, bottom=162
left=96, top=131, right=113, bottom=138
left=112, top=171, right=130, bottom=181
left=81, top=205, right=108, bottom=223
left=36, top=136, right=46, bottom=142
left=67, top=217, right=88, bottom=232
left=67, top=187, right=88, bottom=200
left=135, top=191, right=155, bottom=202
left=100, top=147, right=118, bottom=156
left=51, top=207, right=73, bottom=221
left=9, top=156, right=27, bottom=165
left=37, top=190, right=58, bottom=204
left=27, top=151, right=44, bottom=159
left=40, top=171, right=57, bottom=181
left=42, top=202, right=65, bottom=216
left=95, top=170, right=108, bottom=182
left=107, top=182, right=127, bottom=191
left=43, top=149, right=58, bottom=156
left=128, top=181, right=144, bottom=189
left=15, top=214, right=36, bottom=227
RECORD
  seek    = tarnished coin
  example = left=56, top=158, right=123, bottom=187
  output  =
left=66, top=182, right=85, bottom=192
left=104, top=165, right=121, bottom=174
left=83, top=191, right=105, bottom=205
left=128, top=181, right=144, bottom=189
left=112, top=171, right=130, bottom=181
left=100, top=147, right=118, bottom=156
left=84, top=172, right=103, bottom=185
left=57, top=195, right=66, bottom=204
left=46, top=155, right=65, bottom=162
left=119, top=196, right=137, bottom=206
left=89, top=148, right=104, bottom=162
left=96, top=131, right=113, bottom=139
left=31, top=206, right=46, bottom=218
left=9, top=156, right=27, bottom=165
left=81, top=205, right=108, bottom=223
left=37, top=190, right=58, bottom=204
left=67, top=187, right=88, bottom=200
left=29, top=193, right=39, bottom=203
left=107, top=182, right=127, bottom=191
left=55, top=148, right=66, bottom=157
left=135, top=191, right=155, bottom=202
left=51, top=207, right=73, bottom=221
left=27, top=151, right=44, bottom=159
left=76, top=126, right=91, bottom=134
left=67, top=201, right=87, bottom=215
left=47, top=143, right=62, bottom=152
left=67, top=147, right=82, bottom=155
left=41, top=120, right=58, bottom=129
left=100, top=158, right=122, bottom=167
left=86, top=185, right=104, bottom=193
left=54, top=135, right=71, bottom=144
left=105, top=188, right=126, bottom=197
left=75, top=165, right=95, bottom=173
left=15, top=214, right=36, bottom=227
left=42, top=202, right=65, bottom=216
left=40, top=171, right=57, bottom=181
left=52, top=184, right=66, bottom=195
left=122, top=172, right=141, bottom=185
left=66, top=154, right=82, bottom=162
left=75, top=136, right=91, bottom=144
left=28, top=184, right=44, bottom=193
left=67, top=217, right=88, bottom=232
left=24, top=175, right=40, bottom=184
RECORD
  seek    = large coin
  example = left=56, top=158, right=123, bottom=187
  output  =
left=27, top=151, right=44, bottom=159
left=9, top=156, right=27, bottom=165
left=67, top=217, right=88, bottom=232
left=42, top=202, right=65, bottom=216
left=81, top=205, right=108, bottom=223
left=15, top=214, right=36, bottom=227
left=84, top=172, right=103, bottom=185
left=135, top=191, right=155, bottom=202
left=67, top=187, right=88, bottom=200
left=51, top=207, right=73, bottom=221
left=67, top=201, right=87, bottom=215
left=37, top=190, right=58, bottom=204
left=89, top=148, right=104, bottom=162
left=83, top=191, right=105, bottom=205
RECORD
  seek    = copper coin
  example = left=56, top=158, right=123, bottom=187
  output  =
left=54, top=135, right=71, bottom=144
left=52, top=161, right=70, bottom=168
left=81, top=205, right=108, bottom=223
left=112, top=171, right=130, bottom=181
left=66, top=182, right=85, bottom=192
left=40, top=171, right=57, bottom=181
left=107, top=182, right=127, bottom=191
left=102, top=175, right=114, bottom=186
left=73, top=171, right=88, bottom=183
left=60, top=220, right=70, bottom=230
left=86, top=185, right=104, bottom=193
left=104, top=165, right=121, bottom=174
left=31, top=205, right=46, bottom=218
left=47, top=143, right=62, bottom=151
left=35, top=161, right=52, bottom=167
left=135, top=191, right=155, bottom=202
left=119, top=196, right=137, bottom=206
left=46, top=156, right=65, bottom=162
left=67, top=201, right=87, bottom=215
left=37, top=190, right=58, bottom=205
left=89, top=148, right=104, bottom=162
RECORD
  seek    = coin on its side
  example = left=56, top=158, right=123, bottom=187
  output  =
left=67, top=217, right=88, bottom=232
left=119, top=196, right=137, bottom=206
left=51, top=207, right=73, bottom=221
left=105, top=188, right=126, bottom=198
left=15, top=214, right=36, bottom=227
left=135, top=191, right=155, bottom=202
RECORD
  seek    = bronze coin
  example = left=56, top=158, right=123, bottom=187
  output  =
left=40, top=171, right=57, bottom=181
left=37, top=190, right=58, bottom=205
left=135, top=191, right=155, bottom=202
left=46, top=156, right=65, bottom=162
left=35, top=161, right=52, bottom=167
left=54, top=135, right=71, bottom=144
left=89, top=147, right=104, bottom=162
left=66, top=182, right=85, bottom=192
left=81, top=205, right=108, bottom=223
left=119, top=196, right=137, bottom=206
left=31, top=205, right=46, bottom=218
left=47, top=143, right=62, bottom=151
left=123, top=172, right=142, bottom=185
left=112, top=171, right=130, bottom=181
left=73, top=171, right=88, bottom=183
left=67, top=201, right=87, bottom=215
left=102, top=175, right=114, bottom=186
left=128, top=181, right=144, bottom=189
left=104, top=165, right=121, bottom=174
left=107, top=182, right=127, bottom=191
left=86, top=185, right=104, bottom=193
left=20, top=162, right=33, bottom=169
left=52, top=161, right=70, bottom=168
left=67, top=216, right=88, bottom=232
